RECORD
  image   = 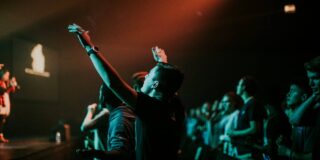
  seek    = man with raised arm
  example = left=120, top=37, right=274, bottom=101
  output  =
left=289, top=56, right=320, bottom=160
left=68, top=23, right=184, bottom=160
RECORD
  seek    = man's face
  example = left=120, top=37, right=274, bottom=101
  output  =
left=286, top=84, right=305, bottom=107
left=307, top=70, right=320, bottom=94
left=236, top=79, right=245, bottom=95
left=140, top=67, right=158, bottom=94
left=220, top=95, right=233, bottom=113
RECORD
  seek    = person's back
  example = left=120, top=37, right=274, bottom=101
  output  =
left=108, top=106, right=136, bottom=159
left=135, top=93, right=184, bottom=160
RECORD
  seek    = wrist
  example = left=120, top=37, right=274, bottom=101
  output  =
left=87, top=46, right=99, bottom=56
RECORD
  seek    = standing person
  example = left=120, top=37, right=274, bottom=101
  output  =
left=79, top=83, right=136, bottom=160
left=80, top=84, right=112, bottom=152
left=227, top=75, right=266, bottom=159
left=218, top=92, right=243, bottom=158
left=290, top=56, right=320, bottom=160
left=68, top=23, right=184, bottom=160
left=0, top=68, right=18, bottom=143
left=277, top=80, right=313, bottom=159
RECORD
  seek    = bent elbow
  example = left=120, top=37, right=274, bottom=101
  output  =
left=289, top=117, right=300, bottom=125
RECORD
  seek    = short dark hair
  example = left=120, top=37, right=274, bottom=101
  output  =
left=242, top=75, right=259, bottom=96
left=132, top=71, right=148, bottom=91
left=154, top=63, right=184, bottom=95
left=290, top=78, right=310, bottom=95
left=304, top=56, right=320, bottom=73
left=224, top=91, right=244, bottom=109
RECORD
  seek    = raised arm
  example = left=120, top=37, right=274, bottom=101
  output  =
left=80, top=103, right=109, bottom=132
left=68, top=24, right=138, bottom=107
left=289, top=92, right=320, bottom=125
left=152, top=46, right=168, bottom=63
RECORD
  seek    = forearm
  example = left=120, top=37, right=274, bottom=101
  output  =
left=81, top=110, right=109, bottom=132
left=232, top=127, right=255, bottom=137
left=232, top=122, right=256, bottom=137
left=6, top=86, right=16, bottom=93
left=89, top=52, right=136, bottom=106
left=89, top=52, right=125, bottom=90
left=290, top=95, right=318, bottom=125
left=80, top=112, right=94, bottom=132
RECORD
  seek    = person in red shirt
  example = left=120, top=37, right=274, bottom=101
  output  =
left=0, top=68, right=18, bottom=143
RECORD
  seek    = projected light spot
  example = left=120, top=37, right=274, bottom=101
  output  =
left=25, top=44, right=50, bottom=77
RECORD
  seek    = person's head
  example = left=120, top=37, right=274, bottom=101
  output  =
left=188, top=108, right=196, bottom=118
left=98, top=83, right=123, bottom=110
left=236, top=75, right=259, bottom=97
left=132, top=71, right=148, bottom=92
left=220, top=91, right=244, bottom=114
left=286, top=79, right=309, bottom=108
left=0, top=68, right=10, bottom=81
left=304, top=56, right=320, bottom=94
left=141, top=63, right=184, bottom=98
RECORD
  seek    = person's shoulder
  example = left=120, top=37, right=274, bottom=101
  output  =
left=137, top=92, right=164, bottom=106
left=111, top=106, right=135, bottom=120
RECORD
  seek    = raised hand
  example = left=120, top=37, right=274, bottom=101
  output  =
left=152, top=46, right=168, bottom=63
left=87, top=103, right=97, bottom=114
left=68, top=23, right=95, bottom=52
left=67, top=23, right=86, bottom=34
left=10, top=77, right=19, bottom=89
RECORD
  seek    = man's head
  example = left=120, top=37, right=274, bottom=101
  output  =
left=220, top=91, right=243, bottom=114
left=236, top=75, right=258, bottom=97
left=141, top=63, right=184, bottom=97
left=304, top=56, right=320, bottom=94
left=0, top=68, right=10, bottom=81
left=99, top=83, right=123, bottom=110
left=286, top=79, right=309, bottom=108
left=132, top=71, right=148, bottom=92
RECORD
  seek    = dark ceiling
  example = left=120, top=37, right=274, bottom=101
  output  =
left=1, top=0, right=319, bottom=107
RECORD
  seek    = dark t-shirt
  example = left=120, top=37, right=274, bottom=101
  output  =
left=294, top=102, right=320, bottom=160
left=313, top=107, right=320, bottom=160
left=135, top=93, right=184, bottom=160
left=292, top=126, right=315, bottom=153
left=108, top=106, right=136, bottom=159
left=266, top=112, right=292, bottom=158
left=235, top=98, right=266, bottom=154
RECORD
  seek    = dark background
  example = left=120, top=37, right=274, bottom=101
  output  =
left=0, top=0, right=318, bottom=137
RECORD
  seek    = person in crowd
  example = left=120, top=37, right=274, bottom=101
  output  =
left=289, top=56, right=320, bottom=160
left=227, top=75, right=266, bottom=159
left=0, top=67, right=19, bottom=143
left=69, top=23, right=184, bottom=160
left=79, top=83, right=136, bottom=160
